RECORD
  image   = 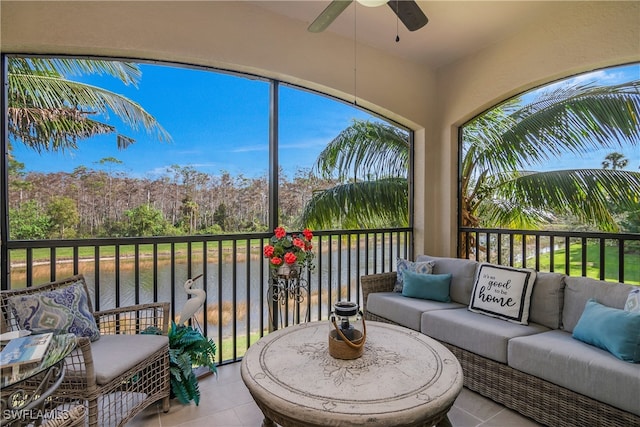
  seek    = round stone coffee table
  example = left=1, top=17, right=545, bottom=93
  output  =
left=241, top=321, right=463, bottom=427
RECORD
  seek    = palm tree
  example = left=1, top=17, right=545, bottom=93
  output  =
left=602, top=152, right=629, bottom=170
left=8, top=57, right=170, bottom=153
left=463, top=81, right=640, bottom=232
left=301, top=80, right=640, bottom=234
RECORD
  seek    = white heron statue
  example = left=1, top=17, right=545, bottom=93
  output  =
left=178, top=274, right=206, bottom=326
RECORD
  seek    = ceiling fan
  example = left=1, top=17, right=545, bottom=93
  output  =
left=308, top=0, right=428, bottom=33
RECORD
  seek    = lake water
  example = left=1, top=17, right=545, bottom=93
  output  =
left=11, top=243, right=401, bottom=338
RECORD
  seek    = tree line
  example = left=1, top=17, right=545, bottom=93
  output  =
left=8, top=159, right=336, bottom=240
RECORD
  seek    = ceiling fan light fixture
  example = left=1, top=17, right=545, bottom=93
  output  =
left=356, top=0, right=388, bottom=7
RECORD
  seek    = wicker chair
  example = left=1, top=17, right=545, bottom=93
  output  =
left=0, top=275, right=171, bottom=427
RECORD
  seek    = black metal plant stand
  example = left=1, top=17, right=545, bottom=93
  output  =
left=267, top=266, right=309, bottom=331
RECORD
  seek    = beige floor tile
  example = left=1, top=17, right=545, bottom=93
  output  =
left=446, top=405, right=483, bottom=427
left=479, top=408, right=543, bottom=427
left=233, top=401, right=265, bottom=426
left=126, top=405, right=159, bottom=427
left=452, top=388, right=505, bottom=422
left=129, top=363, right=539, bottom=427
left=185, top=408, right=245, bottom=427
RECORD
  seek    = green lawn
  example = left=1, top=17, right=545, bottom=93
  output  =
left=537, top=242, right=639, bottom=285
left=8, top=240, right=264, bottom=264
left=218, top=330, right=264, bottom=362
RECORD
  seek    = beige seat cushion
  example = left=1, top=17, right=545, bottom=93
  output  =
left=89, top=334, right=168, bottom=385
left=367, top=291, right=464, bottom=330
left=421, top=308, right=549, bottom=363
left=509, top=330, right=640, bottom=416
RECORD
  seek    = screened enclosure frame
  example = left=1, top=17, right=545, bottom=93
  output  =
left=0, top=53, right=414, bottom=290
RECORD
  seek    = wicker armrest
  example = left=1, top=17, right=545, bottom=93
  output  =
left=61, top=336, right=96, bottom=390
left=94, top=302, right=170, bottom=335
left=360, top=272, right=397, bottom=314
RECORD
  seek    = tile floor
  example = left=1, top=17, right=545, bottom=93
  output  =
left=129, top=362, right=542, bottom=427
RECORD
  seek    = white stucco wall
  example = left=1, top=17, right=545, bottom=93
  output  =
left=419, top=1, right=640, bottom=257
left=1, top=1, right=638, bottom=257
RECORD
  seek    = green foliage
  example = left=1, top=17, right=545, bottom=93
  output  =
left=47, top=196, right=79, bottom=238
left=198, top=224, right=224, bottom=235
left=167, top=321, right=217, bottom=405
left=620, top=207, right=640, bottom=234
left=9, top=201, right=51, bottom=240
left=213, top=203, right=230, bottom=231
left=124, top=204, right=170, bottom=237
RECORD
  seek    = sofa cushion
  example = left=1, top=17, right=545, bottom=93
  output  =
left=421, top=308, right=548, bottom=363
left=402, top=271, right=452, bottom=302
left=572, top=299, right=640, bottom=362
left=7, top=281, right=100, bottom=341
left=509, top=330, right=640, bottom=416
left=88, top=334, right=168, bottom=385
left=394, top=257, right=435, bottom=292
left=468, top=264, right=537, bottom=325
left=367, top=292, right=464, bottom=331
left=528, top=271, right=565, bottom=329
left=416, top=255, right=478, bottom=305
left=562, top=276, right=635, bottom=332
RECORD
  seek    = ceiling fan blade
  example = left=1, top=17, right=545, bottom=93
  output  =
left=308, top=0, right=353, bottom=33
left=387, top=0, right=428, bottom=32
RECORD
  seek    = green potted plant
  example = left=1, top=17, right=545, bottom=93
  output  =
left=168, top=321, right=217, bottom=405
left=143, top=322, right=217, bottom=405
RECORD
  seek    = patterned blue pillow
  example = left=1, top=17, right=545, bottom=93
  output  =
left=394, top=257, right=435, bottom=292
left=625, top=289, right=640, bottom=313
left=8, top=281, right=100, bottom=341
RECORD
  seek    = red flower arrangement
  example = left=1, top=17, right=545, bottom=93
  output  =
left=263, top=227, right=315, bottom=272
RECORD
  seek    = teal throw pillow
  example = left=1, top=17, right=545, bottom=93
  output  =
left=572, top=298, right=640, bottom=363
left=401, top=270, right=452, bottom=303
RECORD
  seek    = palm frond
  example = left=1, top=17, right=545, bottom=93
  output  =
left=505, top=81, right=640, bottom=160
left=9, top=57, right=141, bottom=86
left=464, top=81, right=640, bottom=177
left=9, top=73, right=171, bottom=144
left=314, top=119, right=409, bottom=180
left=483, top=169, right=640, bottom=231
left=300, top=178, right=408, bottom=229
left=7, top=106, right=116, bottom=152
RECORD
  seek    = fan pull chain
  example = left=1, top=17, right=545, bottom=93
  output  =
left=354, top=2, right=358, bottom=105
left=395, top=0, right=400, bottom=42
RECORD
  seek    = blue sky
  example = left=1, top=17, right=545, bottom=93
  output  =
left=9, top=61, right=640, bottom=179
left=11, top=62, right=376, bottom=180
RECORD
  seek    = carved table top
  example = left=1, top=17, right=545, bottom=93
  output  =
left=241, top=321, right=463, bottom=427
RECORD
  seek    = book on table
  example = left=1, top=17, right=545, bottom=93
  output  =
left=0, top=332, right=54, bottom=370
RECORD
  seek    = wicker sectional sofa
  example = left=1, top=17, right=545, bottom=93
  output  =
left=361, top=255, right=640, bottom=427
